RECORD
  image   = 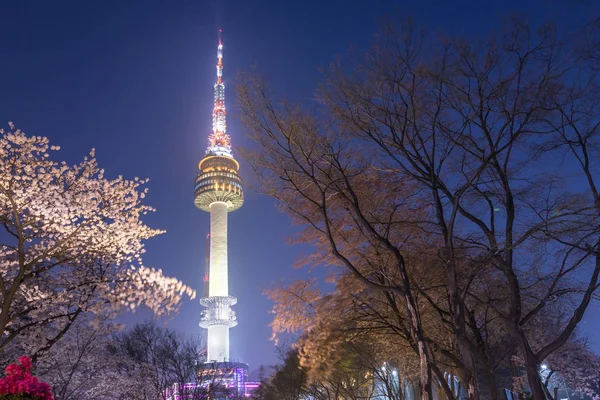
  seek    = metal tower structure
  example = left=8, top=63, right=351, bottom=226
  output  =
left=194, top=29, right=244, bottom=363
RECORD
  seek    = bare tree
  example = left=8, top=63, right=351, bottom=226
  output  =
left=238, top=16, right=600, bottom=400
left=109, top=320, right=202, bottom=400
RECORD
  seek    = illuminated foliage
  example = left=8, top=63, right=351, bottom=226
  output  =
left=239, top=14, right=600, bottom=400
left=0, top=124, right=195, bottom=359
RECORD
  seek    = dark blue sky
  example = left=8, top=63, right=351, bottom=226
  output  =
left=1, top=0, right=599, bottom=370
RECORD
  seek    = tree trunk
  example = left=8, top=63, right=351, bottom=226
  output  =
left=485, top=367, right=499, bottom=400
left=457, top=337, right=480, bottom=400
left=524, top=353, right=546, bottom=400
left=446, top=252, right=480, bottom=400
left=398, top=256, right=433, bottom=400
left=416, top=324, right=433, bottom=400
left=431, top=367, right=457, bottom=400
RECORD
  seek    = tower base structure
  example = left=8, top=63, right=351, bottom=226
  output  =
left=164, top=362, right=259, bottom=399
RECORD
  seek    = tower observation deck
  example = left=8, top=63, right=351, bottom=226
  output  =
left=194, top=29, right=244, bottom=363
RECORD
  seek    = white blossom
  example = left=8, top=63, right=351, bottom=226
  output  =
left=0, top=124, right=195, bottom=356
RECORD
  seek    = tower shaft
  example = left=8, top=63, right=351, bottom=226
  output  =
left=196, top=30, right=243, bottom=364
left=207, top=325, right=229, bottom=362
left=209, top=202, right=229, bottom=297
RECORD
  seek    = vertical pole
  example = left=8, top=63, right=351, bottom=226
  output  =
left=207, top=201, right=229, bottom=362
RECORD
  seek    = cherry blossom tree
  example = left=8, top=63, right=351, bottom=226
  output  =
left=33, top=316, right=134, bottom=400
left=0, top=124, right=195, bottom=359
left=510, top=327, right=600, bottom=400
left=33, top=318, right=214, bottom=400
left=541, top=339, right=600, bottom=400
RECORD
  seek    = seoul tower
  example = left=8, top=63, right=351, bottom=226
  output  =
left=194, top=30, right=244, bottom=363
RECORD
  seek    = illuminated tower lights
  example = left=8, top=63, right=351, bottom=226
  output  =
left=194, top=29, right=244, bottom=363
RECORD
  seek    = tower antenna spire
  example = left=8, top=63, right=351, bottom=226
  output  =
left=207, top=29, right=230, bottom=156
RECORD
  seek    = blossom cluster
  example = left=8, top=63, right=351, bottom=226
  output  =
left=0, top=124, right=195, bottom=354
left=0, top=356, right=54, bottom=400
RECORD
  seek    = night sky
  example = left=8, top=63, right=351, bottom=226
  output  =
left=1, top=0, right=599, bottom=371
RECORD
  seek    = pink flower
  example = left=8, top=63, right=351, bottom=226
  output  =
left=18, top=356, right=33, bottom=371
left=0, top=356, right=54, bottom=400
